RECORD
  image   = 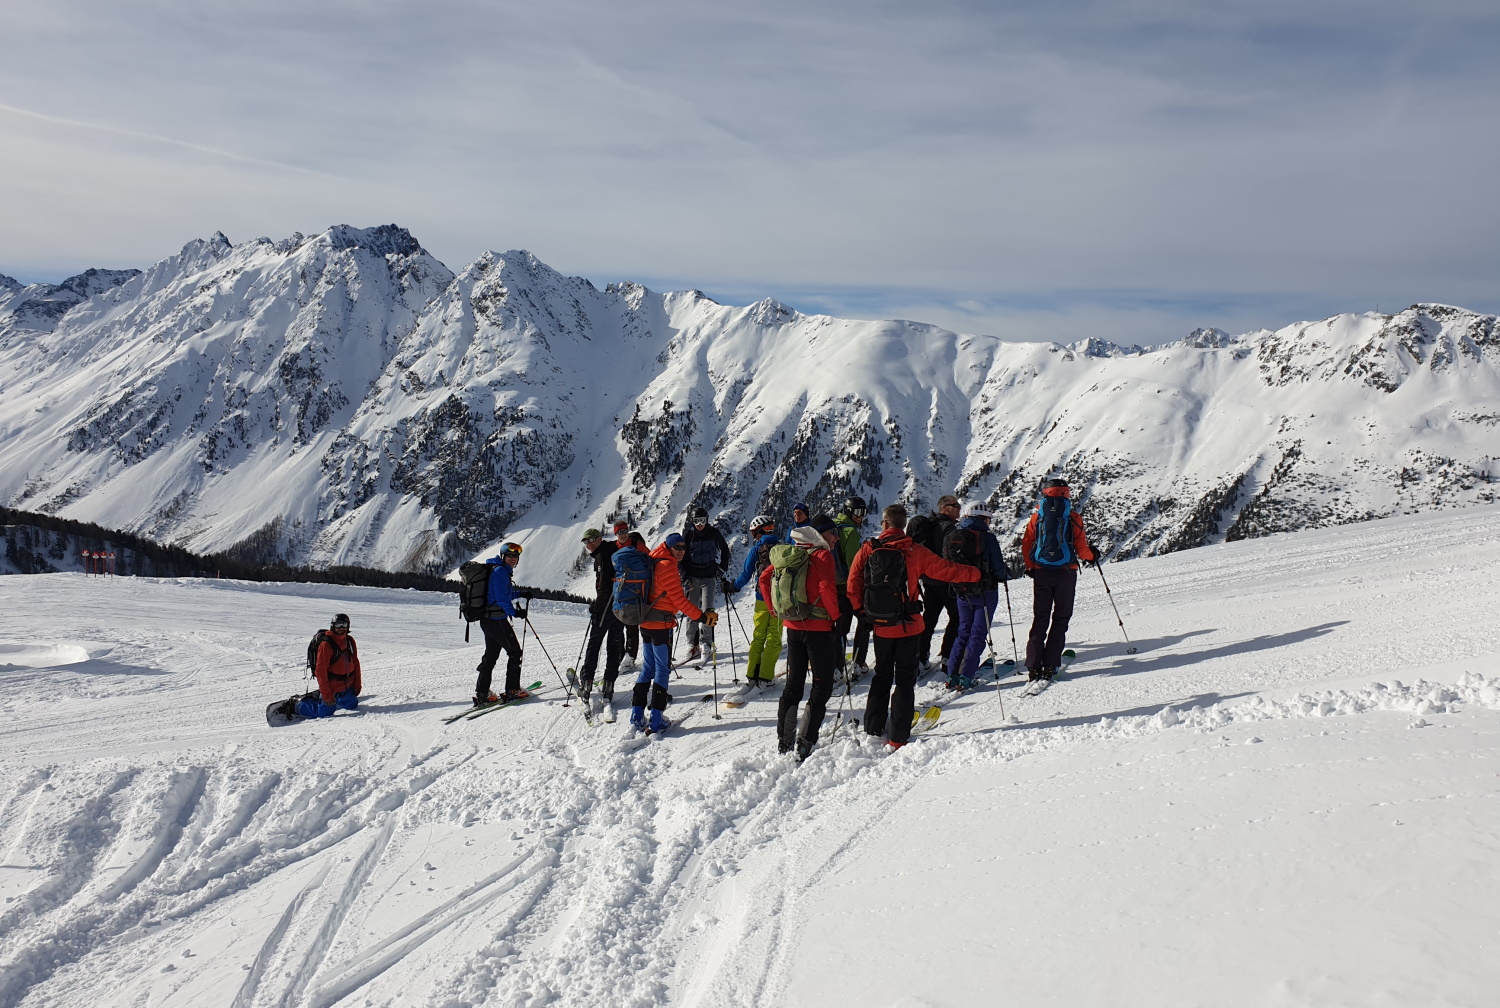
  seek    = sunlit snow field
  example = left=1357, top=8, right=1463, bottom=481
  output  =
left=0, top=506, right=1497, bottom=1007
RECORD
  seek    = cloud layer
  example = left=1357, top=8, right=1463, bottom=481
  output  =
left=2, top=0, right=1497, bottom=343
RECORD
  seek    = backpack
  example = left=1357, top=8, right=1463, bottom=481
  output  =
left=687, top=535, right=718, bottom=568
left=751, top=538, right=774, bottom=579
left=769, top=544, right=828, bottom=621
left=906, top=514, right=933, bottom=551
left=611, top=547, right=657, bottom=625
left=862, top=541, right=921, bottom=627
left=1032, top=496, right=1075, bottom=567
left=458, top=561, right=493, bottom=622
left=942, top=527, right=986, bottom=594
left=306, top=629, right=354, bottom=672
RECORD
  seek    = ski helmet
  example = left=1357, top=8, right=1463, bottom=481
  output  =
left=750, top=514, right=775, bottom=534
left=501, top=542, right=524, bottom=558
left=962, top=504, right=993, bottom=519
left=331, top=613, right=351, bottom=630
left=689, top=505, right=709, bottom=523
left=1043, top=477, right=1069, bottom=489
left=844, top=495, right=867, bottom=518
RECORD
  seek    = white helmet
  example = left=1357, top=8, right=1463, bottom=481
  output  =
left=962, top=504, right=993, bottom=519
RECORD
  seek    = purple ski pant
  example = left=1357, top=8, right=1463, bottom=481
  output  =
left=946, top=589, right=997, bottom=682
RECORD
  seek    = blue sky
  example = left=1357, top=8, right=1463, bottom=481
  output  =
left=2, top=0, right=1497, bottom=343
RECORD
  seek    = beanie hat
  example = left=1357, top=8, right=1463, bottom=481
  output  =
left=809, top=513, right=837, bottom=533
left=664, top=532, right=685, bottom=548
left=792, top=502, right=808, bottom=514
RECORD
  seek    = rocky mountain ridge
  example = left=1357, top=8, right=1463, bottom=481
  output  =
left=2, top=225, right=1495, bottom=590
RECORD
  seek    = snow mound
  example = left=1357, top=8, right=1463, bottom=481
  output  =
left=0, top=642, right=89, bottom=668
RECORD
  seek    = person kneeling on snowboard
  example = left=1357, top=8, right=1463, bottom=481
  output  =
left=299, top=613, right=362, bottom=717
left=633, top=533, right=716, bottom=733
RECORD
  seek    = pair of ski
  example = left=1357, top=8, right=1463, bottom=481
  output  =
left=441, top=680, right=545, bottom=724
left=1018, top=650, right=1075, bottom=697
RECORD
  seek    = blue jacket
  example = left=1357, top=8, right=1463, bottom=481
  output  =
left=956, top=517, right=1010, bottom=584
left=734, top=533, right=782, bottom=600
left=485, top=557, right=518, bottom=618
left=783, top=521, right=811, bottom=544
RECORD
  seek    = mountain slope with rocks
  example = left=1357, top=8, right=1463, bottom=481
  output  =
left=2, top=225, right=1496, bottom=589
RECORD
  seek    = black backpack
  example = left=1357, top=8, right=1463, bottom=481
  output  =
left=306, top=629, right=354, bottom=671
left=752, top=539, right=774, bottom=579
left=862, top=541, right=921, bottom=627
left=943, top=527, right=986, bottom=594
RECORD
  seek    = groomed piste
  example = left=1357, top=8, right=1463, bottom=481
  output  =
left=1, top=505, right=1497, bottom=1008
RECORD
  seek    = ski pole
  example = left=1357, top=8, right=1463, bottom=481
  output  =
left=721, top=581, right=741, bottom=684
left=982, top=595, right=1006, bottom=721
left=707, top=613, right=723, bottom=721
left=1001, top=579, right=1020, bottom=666
left=1093, top=563, right=1137, bottom=653
left=523, top=614, right=581, bottom=707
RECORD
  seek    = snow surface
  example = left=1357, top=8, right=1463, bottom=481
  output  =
left=0, top=506, right=1497, bottom=1007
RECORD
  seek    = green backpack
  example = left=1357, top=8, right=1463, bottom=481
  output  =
left=769, top=544, right=829, bottom=621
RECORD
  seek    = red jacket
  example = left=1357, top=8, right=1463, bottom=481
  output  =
left=1021, top=489, right=1096, bottom=571
left=848, top=529, right=980, bottom=639
left=641, top=543, right=704, bottom=630
left=314, top=631, right=362, bottom=703
left=758, top=545, right=842, bottom=633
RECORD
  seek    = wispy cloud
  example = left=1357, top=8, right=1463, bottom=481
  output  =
left=2, top=0, right=1497, bottom=339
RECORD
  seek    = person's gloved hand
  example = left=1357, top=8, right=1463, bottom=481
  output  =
left=720, top=578, right=736, bottom=598
left=335, top=690, right=359, bottom=711
left=697, top=609, right=719, bottom=626
left=1081, top=558, right=1097, bottom=569
left=514, top=601, right=529, bottom=619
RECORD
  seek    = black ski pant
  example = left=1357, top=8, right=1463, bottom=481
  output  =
left=865, top=634, right=922, bottom=743
left=1026, top=567, right=1077, bottom=671
left=919, top=582, right=960, bottom=665
left=834, top=600, right=870, bottom=670
left=625, top=623, right=639, bottom=660
left=579, top=605, right=624, bottom=699
left=778, top=628, right=838, bottom=752
left=476, top=617, right=522, bottom=697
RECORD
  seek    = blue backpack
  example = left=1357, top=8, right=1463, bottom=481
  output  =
left=1032, top=496, right=1075, bottom=567
left=611, top=547, right=656, bottom=625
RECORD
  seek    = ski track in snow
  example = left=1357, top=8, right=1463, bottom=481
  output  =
left=0, top=506, right=1496, bottom=1006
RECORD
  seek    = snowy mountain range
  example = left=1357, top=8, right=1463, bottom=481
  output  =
left=2, top=224, right=1496, bottom=589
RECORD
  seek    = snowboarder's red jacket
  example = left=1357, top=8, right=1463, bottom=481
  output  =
left=1021, top=487, right=1096, bottom=571
left=847, top=529, right=979, bottom=639
left=314, top=630, right=361, bottom=703
left=641, top=543, right=705, bottom=630
left=758, top=543, right=843, bottom=633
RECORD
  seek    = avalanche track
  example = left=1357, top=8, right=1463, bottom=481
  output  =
left=0, top=506, right=1497, bottom=1007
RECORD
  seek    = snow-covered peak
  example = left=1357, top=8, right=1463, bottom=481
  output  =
left=0, top=267, right=143, bottom=333
left=0, top=273, right=21, bottom=293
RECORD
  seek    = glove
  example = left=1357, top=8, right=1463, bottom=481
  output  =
left=1081, top=558, right=1097, bottom=569
left=514, top=601, right=529, bottom=619
left=720, top=578, right=736, bottom=597
left=697, top=609, right=719, bottom=626
left=1023, top=568, right=1036, bottom=578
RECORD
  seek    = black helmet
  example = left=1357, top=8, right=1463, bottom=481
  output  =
left=689, top=505, right=709, bottom=521
left=1043, top=478, right=1069, bottom=489
left=331, top=613, right=351, bottom=629
left=845, top=495, right=867, bottom=517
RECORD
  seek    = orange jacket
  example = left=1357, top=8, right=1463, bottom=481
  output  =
left=848, top=529, right=979, bottom=639
left=758, top=544, right=843, bottom=633
left=1021, top=489, right=1096, bottom=571
left=314, top=632, right=362, bottom=703
left=641, top=543, right=705, bottom=630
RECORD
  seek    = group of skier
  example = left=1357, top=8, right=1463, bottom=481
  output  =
left=297, top=478, right=1101, bottom=760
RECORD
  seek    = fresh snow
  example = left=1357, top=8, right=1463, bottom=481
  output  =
left=0, top=505, right=1496, bottom=1006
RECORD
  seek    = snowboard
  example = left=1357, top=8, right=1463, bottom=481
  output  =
left=266, top=692, right=314, bottom=727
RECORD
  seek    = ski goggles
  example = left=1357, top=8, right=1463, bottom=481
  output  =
left=331, top=622, right=350, bottom=631
left=502, top=543, right=524, bottom=556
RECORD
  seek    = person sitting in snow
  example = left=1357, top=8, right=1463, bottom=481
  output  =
left=298, top=613, right=362, bottom=717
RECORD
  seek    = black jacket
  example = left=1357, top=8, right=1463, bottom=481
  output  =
left=918, top=514, right=958, bottom=585
left=680, top=522, right=730, bottom=579
left=590, top=540, right=621, bottom=610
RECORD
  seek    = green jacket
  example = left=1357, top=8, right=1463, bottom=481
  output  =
left=833, top=512, right=864, bottom=573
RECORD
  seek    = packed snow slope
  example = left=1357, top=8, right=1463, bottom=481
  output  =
left=2, top=225, right=1497, bottom=587
left=0, top=506, right=1496, bottom=1007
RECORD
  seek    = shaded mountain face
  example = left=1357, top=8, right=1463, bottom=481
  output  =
left=2, top=226, right=1496, bottom=588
